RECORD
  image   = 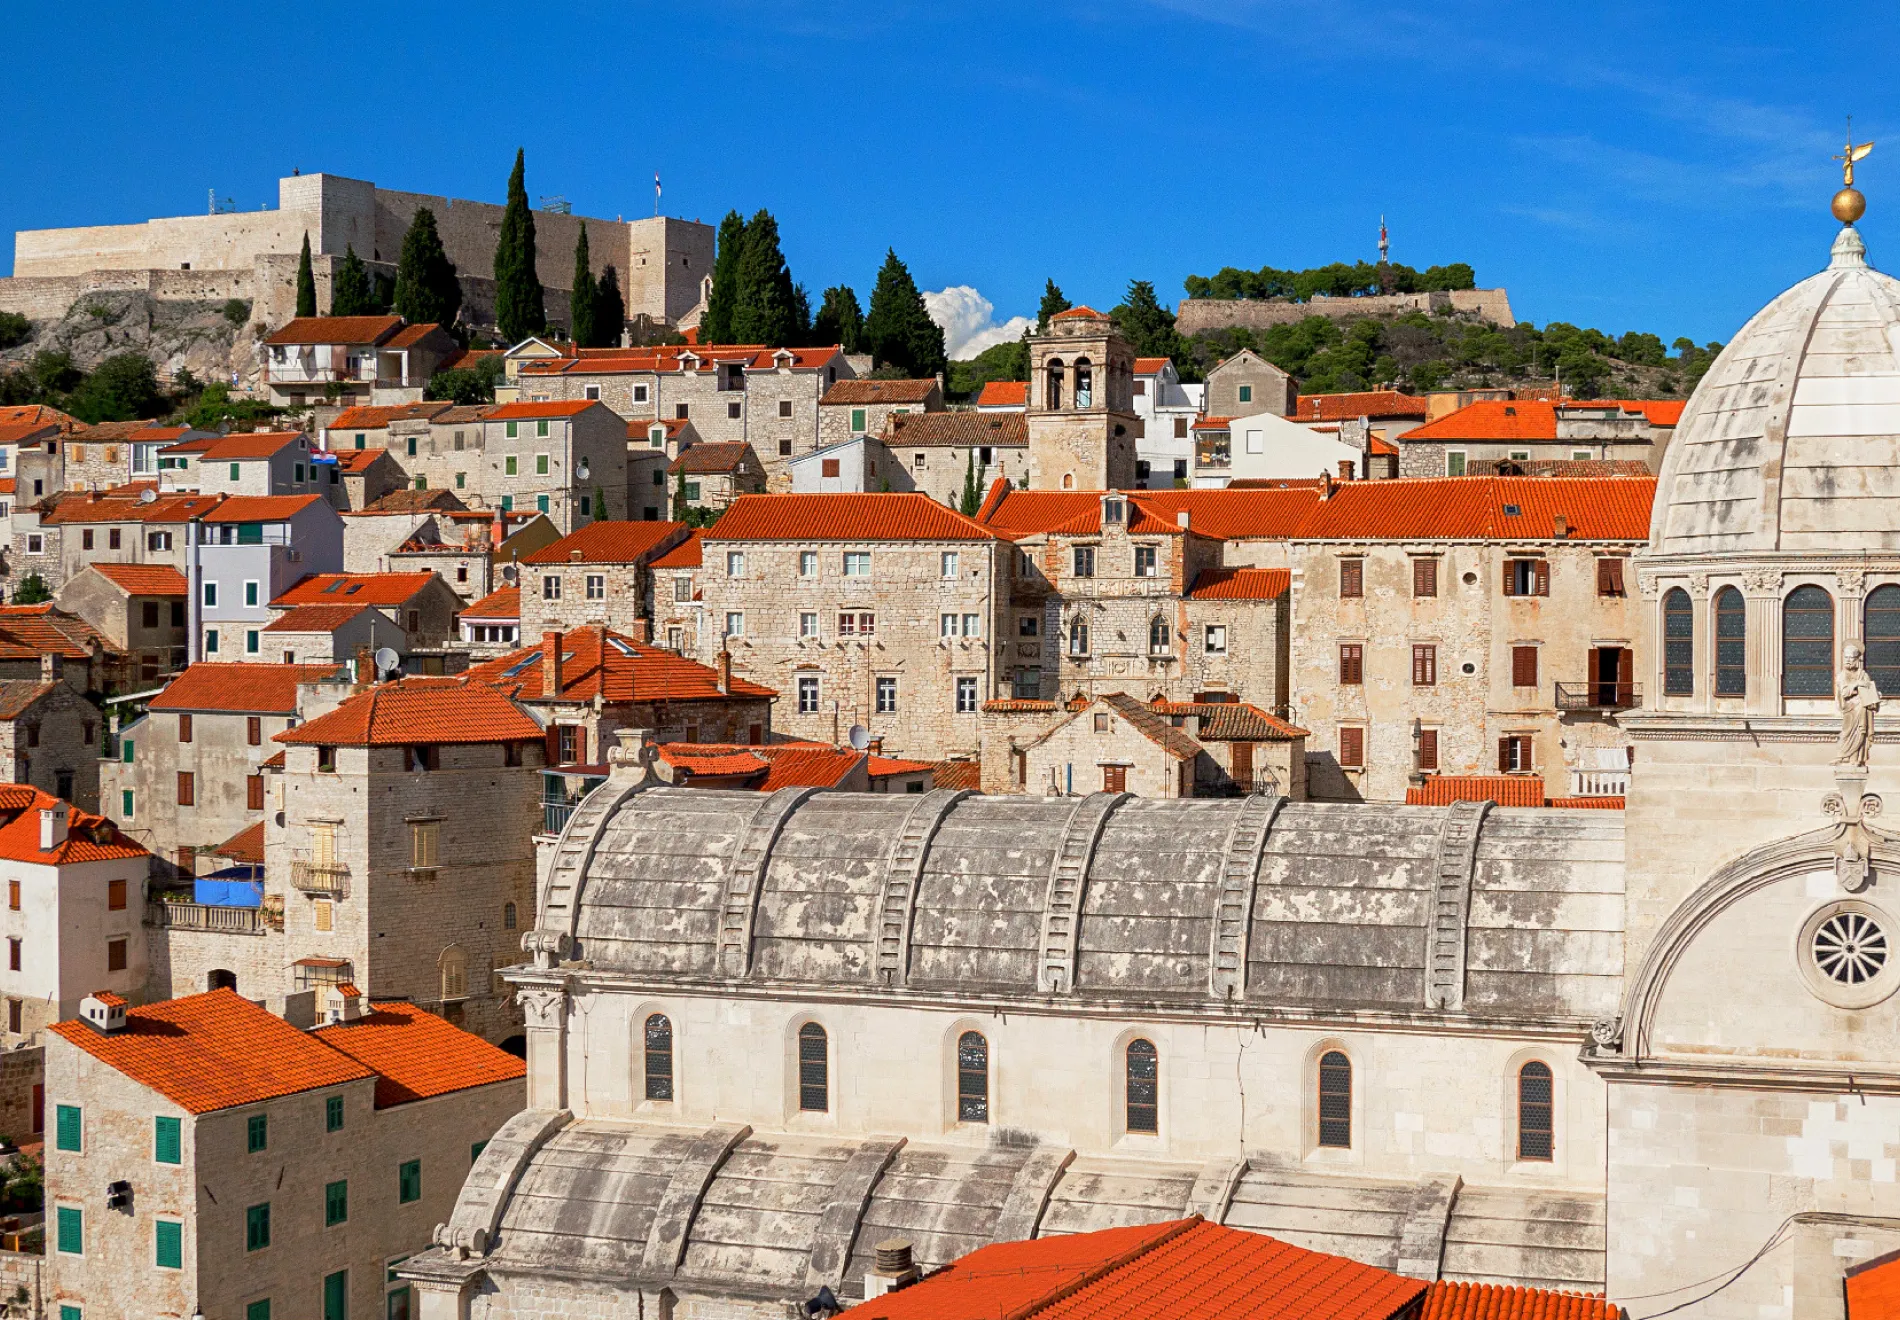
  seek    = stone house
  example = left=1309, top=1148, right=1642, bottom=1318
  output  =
left=388, top=404, right=500, bottom=501
left=1131, top=356, right=1203, bottom=489
left=696, top=494, right=1011, bottom=758
left=456, top=586, right=519, bottom=657
left=43, top=988, right=523, bottom=1320
left=105, top=662, right=348, bottom=874
left=26, top=490, right=217, bottom=597
left=1291, top=391, right=1430, bottom=446
left=479, top=400, right=629, bottom=531
left=318, top=399, right=454, bottom=457
left=65, top=421, right=220, bottom=492
left=54, top=563, right=189, bottom=684
left=0, top=416, right=63, bottom=508
left=338, top=491, right=470, bottom=573
left=789, top=435, right=909, bottom=495
left=515, top=519, right=689, bottom=638
left=0, top=674, right=106, bottom=811
left=193, top=495, right=347, bottom=663
left=1287, top=474, right=1651, bottom=803
left=817, top=377, right=943, bottom=449
left=389, top=509, right=557, bottom=605
left=886, top=411, right=1030, bottom=508
left=627, top=416, right=699, bottom=521
left=1011, top=690, right=1203, bottom=797
left=164, top=430, right=325, bottom=497
left=1026, top=307, right=1141, bottom=492
left=1397, top=399, right=1683, bottom=478
left=322, top=446, right=407, bottom=511
left=0, top=607, right=122, bottom=695
left=1203, top=348, right=1297, bottom=417
left=269, top=570, right=465, bottom=656
left=0, top=791, right=149, bottom=1046
left=648, top=530, right=703, bottom=655
left=272, top=678, right=548, bottom=1043
left=667, top=441, right=766, bottom=515
left=261, top=315, right=458, bottom=408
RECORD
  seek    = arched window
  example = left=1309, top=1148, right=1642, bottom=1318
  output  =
left=1045, top=360, right=1064, bottom=410
left=1074, top=357, right=1094, bottom=408
left=1317, top=1050, right=1352, bottom=1148
left=956, top=1031, right=988, bottom=1123
left=1714, top=586, right=1746, bottom=697
left=207, top=969, right=237, bottom=992
left=1662, top=588, right=1694, bottom=696
left=439, top=946, right=467, bottom=1002
left=1783, top=585, right=1836, bottom=696
left=1148, top=616, right=1170, bottom=656
left=797, top=1022, right=828, bottom=1112
left=1517, top=1061, right=1554, bottom=1161
left=1125, top=1039, right=1158, bottom=1133
left=1867, top=586, right=1900, bottom=696
left=503, top=901, right=518, bottom=930
left=644, top=1014, right=674, bottom=1102
left=1060, top=473, right=1076, bottom=490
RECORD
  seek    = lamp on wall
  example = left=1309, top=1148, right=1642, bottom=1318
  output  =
left=577, top=458, right=591, bottom=481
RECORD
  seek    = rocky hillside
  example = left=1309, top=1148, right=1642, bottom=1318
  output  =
left=0, top=290, right=255, bottom=386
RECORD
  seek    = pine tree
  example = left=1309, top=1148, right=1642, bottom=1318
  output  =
left=1111, top=279, right=1200, bottom=381
left=863, top=250, right=946, bottom=380
left=700, top=210, right=747, bottom=345
left=330, top=245, right=373, bottom=316
left=814, top=286, right=864, bottom=352
left=595, top=266, right=626, bottom=347
left=493, top=148, right=545, bottom=343
left=1037, top=279, right=1071, bottom=333
left=569, top=224, right=599, bottom=348
left=392, top=208, right=462, bottom=328
left=729, top=210, right=800, bottom=347
left=295, top=233, right=317, bottom=318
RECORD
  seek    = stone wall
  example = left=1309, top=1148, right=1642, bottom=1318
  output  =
left=104, top=705, right=293, bottom=865
left=1019, top=704, right=1190, bottom=796
left=1176, top=287, right=1516, bottom=336
left=0, top=1248, right=42, bottom=1319
left=0, top=1048, right=41, bottom=1146
left=0, top=684, right=102, bottom=814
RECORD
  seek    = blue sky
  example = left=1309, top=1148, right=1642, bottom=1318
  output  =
left=3, top=1, right=1894, bottom=352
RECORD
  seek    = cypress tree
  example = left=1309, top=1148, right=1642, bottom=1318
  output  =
left=1036, top=278, right=1071, bottom=333
left=595, top=266, right=626, bottom=348
left=493, top=148, right=545, bottom=343
left=813, top=286, right=864, bottom=352
left=569, top=224, right=599, bottom=348
left=330, top=245, right=373, bottom=316
left=392, top=207, right=462, bottom=328
left=959, top=449, right=980, bottom=516
left=863, top=249, right=946, bottom=380
left=729, top=210, right=799, bottom=347
left=295, top=233, right=317, bottom=318
left=700, top=210, right=747, bottom=345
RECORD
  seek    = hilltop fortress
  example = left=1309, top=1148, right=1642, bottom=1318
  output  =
left=1176, top=286, right=1515, bottom=335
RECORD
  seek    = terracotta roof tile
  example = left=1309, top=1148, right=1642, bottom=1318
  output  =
left=520, top=521, right=687, bottom=566
left=649, top=530, right=703, bottom=569
left=0, top=787, right=147, bottom=864
left=86, top=563, right=188, bottom=596
left=188, top=431, right=307, bottom=461
left=201, top=495, right=328, bottom=523
left=757, top=747, right=863, bottom=790
left=0, top=606, right=117, bottom=660
left=1403, top=398, right=1683, bottom=443
left=384, top=323, right=443, bottom=349
left=1050, top=305, right=1106, bottom=320
left=329, top=449, right=390, bottom=473
left=483, top=400, right=602, bottom=420
left=1292, top=476, right=1655, bottom=541
left=40, top=493, right=223, bottom=526
left=312, top=1000, right=524, bottom=1108
left=1404, top=775, right=1547, bottom=807
left=1186, top=568, right=1290, bottom=600
left=0, top=682, right=54, bottom=721
left=264, top=315, right=403, bottom=346
left=0, top=406, right=77, bottom=432
left=467, top=627, right=775, bottom=705
left=980, top=698, right=1062, bottom=713
left=436, top=349, right=502, bottom=374
left=975, top=380, right=1027, bottom=407
left=1369, top=435, right=1399, bottom=456
left=867, top=754, right=935, bottom=776
left=1420, top=1281, right=1618, bottom=1320
left=1132, top=357, right=1171, bottom=373
left=0, top=421, right=63, bottom=445
left=656, top=745, right=771, bottom=779
left=820, top=378, right=938, bottom=405
left=214, top=821, right=265, bottom=864
left=1466, top=457, right=1651, bottom=478
left=711, top=493, right=1002, bottom=542
left=1149, top=699, right=1307, bottom=740
left=886, top=411, right=1027, bottom=448
left=150, top=663, right=346, bottom=714
left=277, top=678, right=543, bottom=747
left=358, top=488, right=467, bottom=514
left=668, top=442, right=758, bottom=475
left=461, top=586, right=520, bottom=620
left=1097, top=692, right=1202, bottom=761
left=262, top=604, right=378, bottom=634
left=931, top=759, right=981, bottom=791
left=273, top=572, right=440, bottom=607
left=1296, top=391, right=1430, bottom=422
left=980, top=488, right=1319, bottom=541
left=328, top=402, right=453, bottom=431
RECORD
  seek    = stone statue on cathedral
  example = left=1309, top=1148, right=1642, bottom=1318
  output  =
left=1835, top=643, right=1881, bottom=769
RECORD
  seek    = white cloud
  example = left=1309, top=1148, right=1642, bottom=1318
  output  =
left=924, top=286, right=1033, bottom=361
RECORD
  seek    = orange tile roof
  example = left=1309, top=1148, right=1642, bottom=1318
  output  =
left=932, top=759, right=981, bottom=791
left=1192, top=415, right=1232, bottom=431
left=214, top=821, right=265, bottom=864
left=40, top=492, right=223, bottom=526
left=384, top=322, right=443, bottom=349
left=329, top=448, right=389, bottom=473
left=49, top=990, right=376, bottom=1113
left=868, top=754, right=935, bottom=776
left=1405, top=776, right=1547, bottom=808
left=1847, top=1249, right=1900, bottom=1320
left=1296, top=391, right=1429, bottom=422
left=975, top=380, right=1027, bottom=407
left=0, top=405, right=76, bottom=432
left=0, top=421, right=60, bottom=445
left=0, top=606, right=117, bottom=660
left=849, top=1217, right=1426, bottom=1320
left=312, top=1000, right=524, bottom=1108
left=201, top=494, right=328, bottom=523
left=820, top=378, right=938, bottom=405
left=653, top=742, right=863, bottom=789
left=521, top=520, right=687, bottom=565
left=979, top=487, right=1319, bottom=541
left=87, top=563, right=188, bottom=596
left=359, top=488, right=467, bottom=514
left=273, top=572, right=440, bottom=607
left=980, top=698, right=1063, bottom=713
left=277, top=677, right=544, bottom=746
left=1132, top=357, right=1171, bottom=373
left=329, top=402, right=453, bottom=431
left=151, top=663, right=345, bottom=714
left=757, top=747, right=862, bottom=790
left=519, top=343, right=843, bottom=377
left=711, top=493, right=1002, bottom=542
left=1546, top=796, right=1626, bottom=809
left=1050, top=305, right=1106, bottom=320
left=1420, top=1281, right=1618, bottom=1320
left=1292, top=476, right=1655, bottom=542
left=1186, top=567, right=1290, bottom=600
left=0, top=787, right=148, bottom=865
left=467, top=627, right=775, bottom=705
left=887, top=411, right=1027, bottom=448
left=656, top=744, right=771, bottom=779
left=1148, top=699, right=1307, bottom=740
left=437, top=349, right=501, bottom=373
left=483, top=400, right=602, bottom=420
left=264, top=315, right=403, bottom=346
left=1402, top=398, right=1683, bottom=442
left=1368, top=435, right=1399, bottom=456
left=462, top=586, right=520, bottom=620
left=262, top=603, right=378, bottom=633
left=649, top=530, right=703, bottom=569
left=187, top=431, right=306, bottom=461
left=668, top=442, right=758, bottom=475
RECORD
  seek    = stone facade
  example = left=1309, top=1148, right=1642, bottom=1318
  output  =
left=884, top=412, right=1029, bottom=509
left=816, top=378, right=942, bottom=451
left=1025, top=310, right=1140, bottom=492
left=481, top=403, right=630, bottom=533
left=0, top=678, right=104, bottom=813
left=515, top=524, right=689, bottom=639
left=54, top=567, right=188, bottom=684
left=1202, top=349, right=1298, bottom=418
left=1175, top=287, right=1516, bottom=337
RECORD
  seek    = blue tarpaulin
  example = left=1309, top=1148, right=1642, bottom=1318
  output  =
left=193, top=877, right=263, bottom=907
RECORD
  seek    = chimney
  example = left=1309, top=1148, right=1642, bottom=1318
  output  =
left=865, top=1239, right=920, bottom=1299
left=353, top=645, right=375, bottom=687
left=629, top=618, right=652, bottom=643
left=1176, top=510, right=1190, bottom=531
left=717, top=650, right=732, bottom=695
left=1319, top=470, right=1335, bottom=500
left=325, top=982, right=365, bottom=1024
left=543, top=631, right=565, bottom=695
left=491, top=507, right=506, bottom=548
left=570, top=549, right=584, bottom=561
left=79, top=993, right=127, bottom=1035
left=279, top=989, right=317, bottom=1030
left=40, top=652, right=62, bottom=684
left=1553, top=514, right=1571, bottom=539
left=39, top=806, right=67, bottom=852
left=1337, top=460, right=1354, bottom=481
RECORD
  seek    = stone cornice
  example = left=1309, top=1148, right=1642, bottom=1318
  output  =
left=1586, top=1052, right=1900, bottom=1094
left=1619, top=712, right=1900, bottom=743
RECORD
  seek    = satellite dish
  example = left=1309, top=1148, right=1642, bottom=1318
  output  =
left=373, top=647, right=402, bottom=680
left=846, top=724, right=870, bottom=751
left=138, top=488, right=158, bottom=504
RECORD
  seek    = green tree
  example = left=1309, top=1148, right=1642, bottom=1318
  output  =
left=569, top=224, right=599, bottom=348
left=493, top=148, right=545, bottom=343
left=67, top=353, right=162, bottom=423
left=700, top=210, right=747, bottom=345
left=959, top=449, right=981, bottom=516
left=863, top=250, right=946, bottom=380
left=1037, top=279, right=1071, bottom=333
left=392, top=208, right=462, bottom=329
left=329, top=245, right=374, bottom=316
left=10, top=575, right=51, bottom=606
left=186, top=381, right=278, bottom=432
left=424, top=354, right=505, bottom=404
left=729, top=210, right=801, bottom=346
left=594, top=266, right=626, bottom=347
left=814, top=286, right=864, bottom=352
left=1110, top=279, right=1201, bottom=381
left=295, top=232, right=317, bottom=318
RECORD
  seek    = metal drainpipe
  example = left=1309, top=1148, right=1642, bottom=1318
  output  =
left=187, top=518, right=202, bottom=665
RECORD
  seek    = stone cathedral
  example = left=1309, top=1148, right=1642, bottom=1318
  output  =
left=404, top=200, right=1900, bottom=1320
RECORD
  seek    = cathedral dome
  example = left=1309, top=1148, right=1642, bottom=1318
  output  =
left=1649, top=226, right=1900, bottom=557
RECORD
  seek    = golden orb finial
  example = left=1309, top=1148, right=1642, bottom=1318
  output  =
left=1835, top=187, right=1868, bottom=224
left=1833, top=120, right=1874, bottom=225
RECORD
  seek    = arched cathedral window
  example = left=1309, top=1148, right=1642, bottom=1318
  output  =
left=957, top=1031, right=988, bottom=1123
left=1714, top=587, right=1746, bottom=697
left=1125, top=1039, right=1158, bottom=1133
left=1782, top=585, right=1836, bottom=696
left=1074, top=358, right=1094, bottom=408
left=1866, top=586, right=1900, bottom=695
left=1318, top=1050, right=1352, bottom=1148
left=1045, top=360, right=1064, bottom=411
left=1662, top=588, right=1694, bottom=696
left=644, top=1014, right=674, bottom=1102
left=797, top=1022, right=828, bottom=1113
left=1517, top=1061, right=1553, bottom=1161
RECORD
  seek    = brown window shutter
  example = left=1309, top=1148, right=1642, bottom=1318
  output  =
left=1339, top=727, right=1364, bottom=767
left=247, top=775, right=264, bottom=811
left=1502, top=561, right=1515, bottom=596
left=545, top=725, right=563, bottom=766
left=1103, top=764, right=1127, bottom=793
left=1339, top=558, right=1362, bottom=598
left=179, top=713, right=193, bottom=743
left=1419, top=728, right=1438, bottom=771
left=1414, top=558, right=1436, bottom=597
left=1587, top=647, right=1601, bottom=688
left=1534, top=559, right=1550, bottom=596
left=1233, top=741, right=1253, bottom=778
left=177, top=771, right=194, bottom=807
left=1498, top=737, right=1512, bottom=772
left=1512, top=645, right=1538, bottom=688
left=247, top=716, right=262, bottom=746
left=1340, top=644, right=1363, bottom=685
left=1620, top=647, right=1636, bottom=703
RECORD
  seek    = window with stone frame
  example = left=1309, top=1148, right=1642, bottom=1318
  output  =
left=798, top=1022, right=828, bottom=1111
left=1783, top=585, right=1836, bottom=696
left=1411, top=644, right=1436, bottom=687
left=1339, top=643, right=1364, bottom=685
left=1125, top=1039, right=1158, bottom=1133
left=1498, top=733, right=1534, bottom=773
left=1715, top=586, right=1747, bottom=696
left=586, top=575, right=605, bottom=600
left=1504, top=558, right=1549, bottom=597
left=1317, top=1051, right=1352, bottom=1147
left=1338, top=557, right=1363, bottom=598
left=1663, top=588, right=1695, bottom=696
left=957, top=1031, right=989, bottom=1123
left=1413, top=557, right=1438, bottom=598
left=645, top=1014, right=674, bottom=1101
left=1204, top=624, right=1227, bottom=654
left=1597, top=556, right=1627, bottom=597
left=1417, top=727, right=1439, bottom=772
left=1337, top=726, right=1365, bottom=768
left=1517, top=1061, right=1554, bottom=1160
left=1072, top=546, right=1096, bottom=578
left=542, top=574, right=561, bottom=601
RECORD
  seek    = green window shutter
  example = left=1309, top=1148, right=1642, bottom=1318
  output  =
left=354, top=433, right=366, bottom=449
left=246, top=1302, right=271, bottom=1320
left=1238, top=384, right=1252, bottom=403
left=325, top=1178, right=348, bottom=1226
left=323, top=1270, right=348, bottom=1320
left=155, top=1218, right=182, bottom=1269
left=537, top=420, right=550, bottom=437
left=121, top=739, right=134, bottom=764
left=229, top=463, right=241, bottom=481
left=536, top=495, right=550, bottom=514
left=471, top=1140, right=487, bottom=1163
left=60, top=1307, right=81, bottom=1320
left=505, top=421, right=518, bottom=439
left=851, top=409, right=865, bottom=433
left=56, top=1205, right=82, bottom=1254
left=406, top=438, right=417, bottom=457
left=504, top=456, right=517, bottom=476
left=326, top=1095, right=344, bottom=1131
left=247, top=1113, right=267, bottom=1153
left=398, top=1159, right=421, bottom=1204
left=500, top=495, right=513, bottom=513
left=121, top=789, right=135, bottom=817
left=536, top=454, right=549, bottom=475
left=55, top=1104, right=80, bottom=1152
left=245, top=1201, right=270, bottom=1251
left=154, top=1115, right=181, bottom=1165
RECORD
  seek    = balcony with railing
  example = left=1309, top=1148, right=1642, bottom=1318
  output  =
left=149, top=901, right=266, bottom=935
left=290, top=859, right=350, bottom=896
left=1554, top=681, right=1642, bottom=712
left=1569, top=768, right=1630, bottom=797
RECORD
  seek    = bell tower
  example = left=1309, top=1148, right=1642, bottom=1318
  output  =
left=1025, top=307, right=1142, bottom=491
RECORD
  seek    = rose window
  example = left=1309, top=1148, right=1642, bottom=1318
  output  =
left=1812, top=909, right=1889, bottom=986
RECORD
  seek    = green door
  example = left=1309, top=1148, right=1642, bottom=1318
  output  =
left=323, top=1269, right=348, bottom=1320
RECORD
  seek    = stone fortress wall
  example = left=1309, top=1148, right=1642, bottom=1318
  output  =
left=1177, top=287, right=1515, bottom=336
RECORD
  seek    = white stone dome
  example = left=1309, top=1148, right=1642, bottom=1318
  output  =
left=1650, top=226, right=1900, bottom=556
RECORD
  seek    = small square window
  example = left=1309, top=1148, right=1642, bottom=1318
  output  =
left=955, top=676, right=979, bottom=714
left=246, top=1202, right=271, bottom=1251
left=779, top=400, right=793, bottom=418
left=326, top=1095, right=345, bottom=1132
left=398, top=1159, right=421, bottom=1204
left=248, top=1112, right=268, bottom=1153
left=727, top=401, right=742, bottom=419
left=325, top=1179, right=349, bottom=1227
